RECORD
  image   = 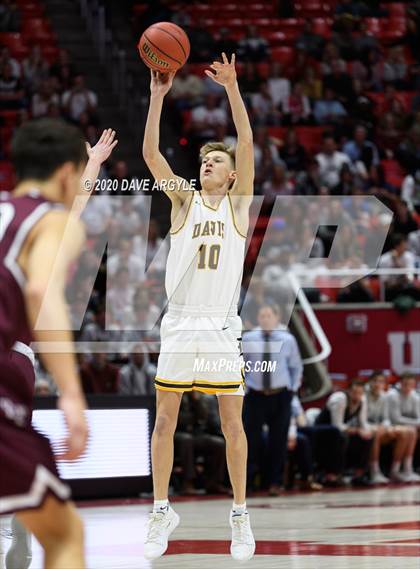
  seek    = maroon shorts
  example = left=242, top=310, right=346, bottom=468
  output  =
left=0, top=350, right=71, bottom=515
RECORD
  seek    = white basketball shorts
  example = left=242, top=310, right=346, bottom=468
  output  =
left=155, top=303, right=245, bottom=396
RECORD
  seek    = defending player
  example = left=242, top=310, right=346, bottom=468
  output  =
left=0, top=120, right=116, bottom=569
left=142, top=53, right=255, bottom=561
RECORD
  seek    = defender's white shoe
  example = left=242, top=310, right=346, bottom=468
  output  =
left=229, top=511, right=256, bottom=562
left=144, top=506, right=180, bottom=560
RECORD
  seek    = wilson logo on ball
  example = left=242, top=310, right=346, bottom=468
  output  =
left=142, top=43, right=170, bottom=69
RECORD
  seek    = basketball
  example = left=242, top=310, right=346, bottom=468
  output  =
left=138, top=22, right=190, bottom=73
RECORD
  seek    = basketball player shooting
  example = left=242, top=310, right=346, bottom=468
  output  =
left=0, top=120, right=117, bottom=569
left=142, top=53, right=255, bottom=561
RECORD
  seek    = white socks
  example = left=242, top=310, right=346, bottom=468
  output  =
left=153, top=499, right=169, bottom=514
left=391, top=461, right=401, bottom=475
left=232, top=502, right=247, bottom=516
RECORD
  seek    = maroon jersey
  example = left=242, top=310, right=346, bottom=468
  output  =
left=0, top=190, right=63, bottom=352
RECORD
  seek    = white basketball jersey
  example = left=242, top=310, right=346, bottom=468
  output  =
left=165, top=191, right=246, bottom=310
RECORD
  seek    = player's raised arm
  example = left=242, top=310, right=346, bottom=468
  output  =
left=143, top=70, right=190, bottom=203
left=74, top=128, right=118, bottom=218
left=205, top=53, right=254, bottom=199
left=24, top=210, right=87, bottom=459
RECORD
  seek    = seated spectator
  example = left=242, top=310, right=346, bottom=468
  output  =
left=127, top=288, right=161, bottom=332
left=190, top=94, right=227, bottom=142
left=169, top=64, right=204, bottom=110
left=251, top=81, right=282, bottom=127
left=323, top=59, right=354, bottom=107
left=378, top=233, right=417, bottom=301
left=253, top=126, right=280, bottom=174
left=352, top=22, right=379, bottom=64
left=214, top=27, right=238, bottom=58
left=22, top=45, right=49, bottom=93
left=401, top=169, right=420, bottom=213
left=238, top=25, right=269, bottom=63
left=367, top=371, right=419, bottom=483
left=315, top=379, right=373, bottom=485
left=337, top=279, right=375, bottom=303
left=295, top=158, right=326, bottom=195
left=279, top=128, right=307, bottom=172
left=396, top=123, right=420, bottom=173
left=407, top=229, right=420, bottom=263
left=392, top=200, right=419, bottom=236
left=343, top=125, right=380, bottom=172
left=301, top=67, right=322, bottom=103
left=108, top=239, right=145, bottom=282
left=0, top=62, right=24, bottom=109
left=185, top=20, right=215, bottom=63
left=174, top=392, right=228, bottom=495
left=145, top=218, right=168, bottom=273
left=331, top=163, right=356, bottom=195
left=295, top=20, right=324, bottom=59
left=118, top=345, right=156, bottom=395
left=316, top=134, right=352, bottom=189
left=320, top=42, right=346, bottom=76
left=376, top=112, right=404, bottom=155
left=80, top=353, right=119, bottom=393
left=50, top=48, right=76, bottom=91
left=387, top=372, right=420, bottom=481
left=31, top=78, right=60, bottom=118
left=241, top=276, right=267, bottom=329
left=267, top=62, right=290, bottom=110
left=0, top=0, right=20, bottom=31
left=62, top=73, right=98, bottom=122
left=107, top=266, right=136, bottom=326
left=383, top=46, right=408, bottom=90
left=284, top=82, right=311, bottom=125
left=0, top=45, right=20, bottom=78
left=286, top=396, right=323, bottom=490
left=262, top=162, right=294, bottom=200
left=313, top=88, right=348, bottom=124
left=239, top=62, right=262, bottom=97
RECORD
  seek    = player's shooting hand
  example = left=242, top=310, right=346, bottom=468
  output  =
left=57, top=391, right=89, bottom=460
left=205, top=52, right=237, bottom=89
left=150, top=69, right=176, bottom=97
left=86, top=128, right=118, bottom=164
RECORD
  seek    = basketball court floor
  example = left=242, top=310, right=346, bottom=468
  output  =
left=1, top=485, right=419, bottom=568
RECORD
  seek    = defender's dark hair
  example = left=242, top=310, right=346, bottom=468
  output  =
left=11, top=118, right=87, bottom=181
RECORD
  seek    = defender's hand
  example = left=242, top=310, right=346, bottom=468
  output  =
left=57, top=392, right=89, bottom=460
left=86, top=128, right=118, bottom=164
left=205, top=52, right=237, bottom=88
left=150, top=69, right=176, bottom=97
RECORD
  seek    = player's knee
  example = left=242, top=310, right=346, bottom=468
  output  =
left=43, top=508, right=84, bottom=550
left=154, top=413, right=177, bottom=437
left=221, top=419, right=244, bottom=441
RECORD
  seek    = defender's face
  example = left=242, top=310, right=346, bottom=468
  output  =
left=200, top=151, right=235, bottom=190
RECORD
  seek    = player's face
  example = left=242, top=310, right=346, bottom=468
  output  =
left=200, top=151, right=235, bottom=191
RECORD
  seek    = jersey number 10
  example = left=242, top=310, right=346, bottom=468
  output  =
left=197, top=244, right=221, bottom=270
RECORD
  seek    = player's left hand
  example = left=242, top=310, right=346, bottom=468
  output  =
left=86, top=128, right=118, bottom=164
left=205, top=52, right=237, bottom=88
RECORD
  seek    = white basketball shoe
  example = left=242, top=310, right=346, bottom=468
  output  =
left=229, top=510, right=256, bottom=561
left=144, top=506, right=180, bottom=560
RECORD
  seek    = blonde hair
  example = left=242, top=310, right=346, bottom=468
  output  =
left=199, top=142, right=236, bottom=167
